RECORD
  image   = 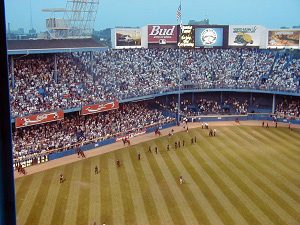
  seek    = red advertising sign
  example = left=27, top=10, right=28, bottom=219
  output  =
left=81, top=101, right=119, bottom=116
left=116, top=129, right=147, bottom=142
left=148, top=25, right=178, bottom=44
left=15, top=110, right=64, bottom=128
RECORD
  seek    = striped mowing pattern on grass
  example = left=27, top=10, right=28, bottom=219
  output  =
left=15, top=126, right=300, bottom=225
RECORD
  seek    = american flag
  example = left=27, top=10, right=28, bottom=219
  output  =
left=176, top=2, right=181, bottom=21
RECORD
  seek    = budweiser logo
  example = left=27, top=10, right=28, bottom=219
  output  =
left=149, top=25, right=176, bottom=36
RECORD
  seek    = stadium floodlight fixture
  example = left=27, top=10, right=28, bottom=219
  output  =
left=43, top=0, right=100, bottom=39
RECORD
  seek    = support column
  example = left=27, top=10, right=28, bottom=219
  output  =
left=192, top=92, right=195, bottom=104
left=177, top=91, right=181, bottom=124
left=11, top=56, right=15, bottom=88
left=90, top=51, right=95, bottom=83
left=177, top=47, right=182, bottom=124
left=0, top=0, right=17, bottom=222
left=272, top=94, right=276, bottom=114
left=54, top=54, right=58, bottom=83
left=220, top=92, right=223, bottom=104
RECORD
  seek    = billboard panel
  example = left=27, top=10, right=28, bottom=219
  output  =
left=178, top=25, right=195, bottom=48
left=15, top=110, right=64, bottom=128
left=195, top=27, right=224, bottom=47
left=81, top=101, right=119, bottom=116
left=268, top=30, right=300, bottom=48
left=115, top=28, right=141, bottom=47
left=116, top=129, right=147, bottom=142
left=229, top=25, right=263, bottom=46
left=148, top=25, right=178, bottom=44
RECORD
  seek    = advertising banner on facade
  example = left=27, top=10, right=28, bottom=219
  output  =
left=115, top=28, right=142, bottom=47
left=268, top=30, right=300, bottom=48
left=15, top=110, right=64, bottom=128
left=195, top=27, right=224, bottom=47
left=148, top=25, right=178, bottom=44
left=116, top=128, right=147, bottom=142
left=81, top=101, right=119, bottom=116
left=229, top=25, right=263, bottom=46
left=178, top=25, right=195, bottom=48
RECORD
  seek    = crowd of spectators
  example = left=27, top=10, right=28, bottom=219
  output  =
left=223, top=97, right=249, bottom=115
left=264, top=56, right=300, bottom=91
left=10, top=54, right=114, bottom=117
left=276, top=98, right=300, bottom=118
left=13, top=102, right=173, bottom=161
left=9, top=48, right=300, bottom=117
left=155, top=95, right=249, bottom=116
left=183, top=99, right=222, bottom=116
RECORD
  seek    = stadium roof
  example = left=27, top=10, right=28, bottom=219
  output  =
left=7, top=39, right=108, bottom=55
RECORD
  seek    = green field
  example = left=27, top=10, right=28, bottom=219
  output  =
left=15, top=126, right=300, bottom=225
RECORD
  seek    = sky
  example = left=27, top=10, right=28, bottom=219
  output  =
left=4, top=0, right=300, bottom=32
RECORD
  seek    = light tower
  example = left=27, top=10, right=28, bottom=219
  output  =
left=43, top=0, right=100, bottom=39
left=64, top=0, right=100, bottom=38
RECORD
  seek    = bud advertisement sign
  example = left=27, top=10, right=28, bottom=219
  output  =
left=229, top=25, right=262, bottom=46
left=268, top=30, right=300, bottom=48
left=148, top=25, right=178, bottom=44
left=115, top=28, right=141, bottom=47
left=195, top=28, right=224, bottom=47
left=178, top=25, right=195, bottom=48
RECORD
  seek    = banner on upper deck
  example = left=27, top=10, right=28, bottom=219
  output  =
left=81, top=101, right=119, bottom=115
left=195, top=27, right=224, bottom=47
left=229, top=25, right=263, bottom=46
left=148, top=25, right=178, bottom=44
left=268, top=30, right=300, bottom=48
left=15, top=110, right=64, bottom=128
left=178, top=25, right=195, bottom=48
left=115, top=28, right=142, bottom=47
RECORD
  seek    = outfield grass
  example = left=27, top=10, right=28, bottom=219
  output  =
left=15, top=126, right=300, bottom=225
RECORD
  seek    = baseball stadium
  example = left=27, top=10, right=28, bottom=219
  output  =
left=0, top=0, right=299, bottom=225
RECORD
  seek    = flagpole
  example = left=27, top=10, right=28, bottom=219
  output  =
left=177, top=1, right=182, bottom=125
